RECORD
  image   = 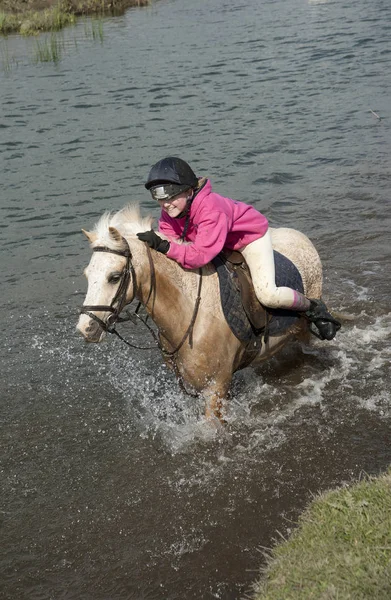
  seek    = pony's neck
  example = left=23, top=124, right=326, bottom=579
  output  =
left=134, top=244, right=199, bottom=342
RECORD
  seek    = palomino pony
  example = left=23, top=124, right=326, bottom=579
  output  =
left=77, top=204, right=322, bottom=420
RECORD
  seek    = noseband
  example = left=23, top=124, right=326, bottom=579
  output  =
left=80, top=240, right=136, bottom=333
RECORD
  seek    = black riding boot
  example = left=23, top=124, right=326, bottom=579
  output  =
left=305, top=299, right=341, bottom=340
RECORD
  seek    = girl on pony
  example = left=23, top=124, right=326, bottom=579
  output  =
left=137, top=157, right=340, bottom=340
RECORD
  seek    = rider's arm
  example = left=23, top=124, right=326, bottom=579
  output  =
left=166, top=211, right=229, bottom=269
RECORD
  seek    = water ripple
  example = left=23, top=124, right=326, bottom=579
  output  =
left=1, top=1, right=391, bottom=596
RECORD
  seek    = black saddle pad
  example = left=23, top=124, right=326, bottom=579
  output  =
left=212, top=250, right=304, bottom=343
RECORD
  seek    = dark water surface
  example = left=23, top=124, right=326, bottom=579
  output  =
left=1, top=0, right=391, bottom=598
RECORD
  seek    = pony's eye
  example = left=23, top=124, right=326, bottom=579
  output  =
left=108, top=272, right=122, bottom=284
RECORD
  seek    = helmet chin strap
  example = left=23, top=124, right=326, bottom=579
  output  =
left=176, top=193, right=195, bottom=241
left=173, top=178, right=207, bottom=240
left=174, top=194, right=193, bottom=220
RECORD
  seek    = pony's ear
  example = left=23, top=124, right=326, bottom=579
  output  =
left=82, top=229, right=98, bottom=243
left=109, top=227, right=122, bottom=242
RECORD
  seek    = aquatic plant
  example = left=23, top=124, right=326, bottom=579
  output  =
left=0, top=39, right=18, bottom=71
left=84, top=17, right=104, bottom=42
left=33, top=33, right=64, bottom=63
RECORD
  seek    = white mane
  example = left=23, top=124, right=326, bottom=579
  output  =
left=91, top=203, right=153, bottom=249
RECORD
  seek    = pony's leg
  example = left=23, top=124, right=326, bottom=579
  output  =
left=296, top=321, right=312, bottom=345
left=203, top=383, right=229, bottom=422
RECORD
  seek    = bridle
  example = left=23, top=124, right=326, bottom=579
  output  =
left=80, top=241, right=136, bottom=333
left=79, top=237, right=203, bottom=361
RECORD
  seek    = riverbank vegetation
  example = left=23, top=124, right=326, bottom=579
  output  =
left=0, top=0, right=150, bottom=35
left=253, top=470, right=391, bottom=599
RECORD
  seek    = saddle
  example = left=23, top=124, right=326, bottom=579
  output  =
left=219, top=250, right=268, bottom=330
left=211, top=249, right=304, bottom=345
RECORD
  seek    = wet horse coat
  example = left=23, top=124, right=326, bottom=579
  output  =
left=77, top=205, right=323, bottom=420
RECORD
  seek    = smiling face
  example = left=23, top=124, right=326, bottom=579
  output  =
left=158, top=190, right=189, bottom=218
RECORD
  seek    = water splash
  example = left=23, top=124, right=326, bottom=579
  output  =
left=10, top=305, right=390, bottom=456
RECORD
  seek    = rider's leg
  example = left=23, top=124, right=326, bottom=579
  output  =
left=240, top=232, right=341, bottom=340
left=240, top=231, right=311, bottom=310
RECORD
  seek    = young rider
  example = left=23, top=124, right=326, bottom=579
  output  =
left=137, top=157, right=340, bottom=340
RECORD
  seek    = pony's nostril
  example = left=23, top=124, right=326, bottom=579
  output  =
left=86, top=320, right=100, bottom=335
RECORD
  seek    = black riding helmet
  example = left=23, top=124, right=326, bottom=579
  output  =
left=145, top=157, right=198, bottom=202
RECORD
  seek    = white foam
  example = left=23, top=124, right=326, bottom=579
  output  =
left=356, top=391, right=391, bottom=417
left=343, top=279, right=370, bottom=301
left=24, top=307, right=391, bottom=455
left=98, top=312, right=391, bottom=452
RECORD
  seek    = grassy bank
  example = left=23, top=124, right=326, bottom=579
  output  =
left=253, top=470, right=391, bottom=600
left=0, top=0, right=150, bottom=35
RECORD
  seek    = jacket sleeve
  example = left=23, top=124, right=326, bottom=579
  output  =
left=166, top=211, right=229, bottom=269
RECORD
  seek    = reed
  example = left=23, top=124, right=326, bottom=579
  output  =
left=33, top=33, right=63, bottom=63
left=1, top=39, right=17, bottom=71
left=84, top=17, right=104, bottom=42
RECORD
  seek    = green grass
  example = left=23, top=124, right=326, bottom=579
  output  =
left=0, top=6, right=75, bottom=36
left=0, top=11, right=20, bottom=35
left=1, top=10, right=106, bottom=68
left=0, top=0, right=151, bottom=36
left=253, top=470, right=391, bottom=600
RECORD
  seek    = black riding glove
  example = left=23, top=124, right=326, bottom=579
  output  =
left=137, top=230, right=170, bottom=254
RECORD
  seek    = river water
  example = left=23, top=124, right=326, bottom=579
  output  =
left=1, top=0, right=391, bottom=598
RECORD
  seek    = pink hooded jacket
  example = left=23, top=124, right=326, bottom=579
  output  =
left=158, top=179, right=268, bottom=269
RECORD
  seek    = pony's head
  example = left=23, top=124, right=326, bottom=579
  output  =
left=77, top=204, right=153, bottom=342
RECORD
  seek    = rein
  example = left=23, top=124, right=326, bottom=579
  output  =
left=80, top=238, right=203, bottom=360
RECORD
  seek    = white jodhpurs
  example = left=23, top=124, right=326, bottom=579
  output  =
left=240, top=230, right=310, bottom=311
